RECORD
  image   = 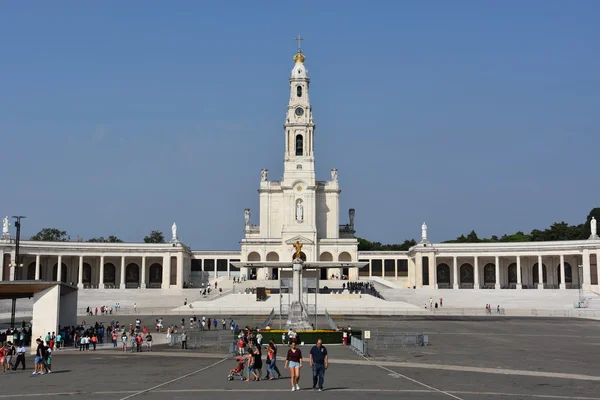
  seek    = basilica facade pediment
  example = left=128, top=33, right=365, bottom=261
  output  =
left=285, top=236, right=314, bottom=245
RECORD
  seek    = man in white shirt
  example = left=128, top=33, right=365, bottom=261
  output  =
left=13, top=342, right=26, bottom=370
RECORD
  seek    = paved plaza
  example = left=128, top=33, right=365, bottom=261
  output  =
left=1, top=316, right=600, bottom=399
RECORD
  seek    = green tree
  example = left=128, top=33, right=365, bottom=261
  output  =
left=30, top=228, right=69, bottom=241
left=144, top=230, right=165, bottom=243
left=88, top=235, right=123, bottom=243
left=357, top=238, right=416, bottom=251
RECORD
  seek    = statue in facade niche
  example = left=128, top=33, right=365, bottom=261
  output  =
left=422, top=222, right=428, bottom=241
left=349, top=208, right=355, bottom=227
left=2, top=216, right=9, bottom=236
left=244, top=208, right=250, bottom=228
left=172, top=222, right=177, bottom=241
left=331, top=168, right=338, bottom=182
left=296, top=202, right=303, bottom=223
left=592, top=217, right=597, bottom=238
left=260, top=169, right=268, bottom=182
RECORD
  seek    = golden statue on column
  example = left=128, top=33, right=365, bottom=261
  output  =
left=293, top=241, right=303, bottom=260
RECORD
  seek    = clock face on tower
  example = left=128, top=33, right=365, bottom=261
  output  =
left=295, top=107, right=304, bottom=116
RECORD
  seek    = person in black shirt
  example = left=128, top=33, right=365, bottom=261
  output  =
left=309, top=339, right=328, bottom=391
left=252, top=346, right=262, bottom=381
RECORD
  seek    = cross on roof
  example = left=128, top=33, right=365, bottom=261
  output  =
left=296, top=35, right=303, bottom=51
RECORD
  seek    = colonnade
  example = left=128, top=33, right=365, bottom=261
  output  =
left=0, top=252, right=185, bottom=289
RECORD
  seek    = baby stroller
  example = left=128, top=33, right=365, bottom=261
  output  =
left=227, top=357, right=246, bottom=381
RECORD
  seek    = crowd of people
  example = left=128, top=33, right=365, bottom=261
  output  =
left=343, top=281, right=384, bottom=298
left=228, top=327, right=329, bottom=391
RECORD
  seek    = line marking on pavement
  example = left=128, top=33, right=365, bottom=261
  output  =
left=375, top=363, right=465, bottom=400
left=2, top=389, right=600, bottom=399
left=117, top=357, right=228, bottom=400
left=351, top=348, right=465, bottom=400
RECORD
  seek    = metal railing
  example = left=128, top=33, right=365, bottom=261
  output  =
left=324, top=309, right=337, bottom=330
left=371, top=333, right=429, bottom=348
left=169, top=333, right=232, bottom=350
left=260, top=308, right=275, bottom=330
left=350, top=335, right=368, bottom=356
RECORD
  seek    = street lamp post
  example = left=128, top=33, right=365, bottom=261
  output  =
left=9, top=215, right=26, bottom=329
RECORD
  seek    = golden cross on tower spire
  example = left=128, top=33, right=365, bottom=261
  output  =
left=295, top=34, right=303, bottom=51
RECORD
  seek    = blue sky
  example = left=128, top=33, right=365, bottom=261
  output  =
left=1, top=1, right=598, bottom=249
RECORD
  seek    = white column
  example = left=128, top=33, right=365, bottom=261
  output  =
left=453, top=256, right=458, bottom=289
left=227, top=258, right=230, bottom=279
left=494, top=256, right=500, bottom=289
left=162, top=255, right=170, bottom=289
left=395, top=259, right=398, bottom=280
left=516, top=255, right=522, bottom=289
left=368, top=260, right=372, bottom=277
left=537, top=255, right=544, bottom=289
left=473, top=256, right=480, bottom=289
left=99, top=256, right=105, bottom=288
left=120, top=256, right=125, bottom=289
left=559, top=254, right=566, bottom=289
left=177, top=253, right=183, bottom=288
left=141, top=256, right=146, bottom=289
left=431, top=255, right=437, bottom=288
left=582, top=250, right=591, bottom=290
left=57, top=255, right=62, bottom=282
left=214, top=258, right=217, bottom=281
left=597, top=251, right=600, bottom=288
left=77, top=256, right=84, bottom=288
left=0, top=253, right=4, bottom=282
left=35, top=255, right=41, bottom=280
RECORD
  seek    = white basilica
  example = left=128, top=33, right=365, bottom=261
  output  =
left=1, top=47, right=600, bottom=292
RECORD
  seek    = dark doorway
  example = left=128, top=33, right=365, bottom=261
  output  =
left=320, top=268, right=327, bottom=280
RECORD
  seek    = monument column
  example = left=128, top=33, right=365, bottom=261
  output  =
left=582, top=249, right=591, bottom=290
left=35, top=255, right=41, bottom=280
left=559, top=254, right=566, bottom=289
left=141, top=256, right=147, bottom=289
left=99, top=256, right=104, bottom=289
left=56, top=255, right=62, bottom=282
left=453, top=256, right=458, bottom=289
left=516, top=255, right=522, bottom=289
left=473, top=256, right=480, bottom=289
left=494, top=256, right=500, bottom=289
left=120, top=256, right=126, bottom=289
left=77, top=256, right=83, bottom=288
left=537, top=255, right=544, bottom=289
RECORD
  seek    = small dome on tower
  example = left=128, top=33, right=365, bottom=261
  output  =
left=293, top=49, right=306, bottom=63
left=291, top=50, right=309, bottom=79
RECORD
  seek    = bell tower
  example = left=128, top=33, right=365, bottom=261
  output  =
left=283, top=36, right=315, bottom=182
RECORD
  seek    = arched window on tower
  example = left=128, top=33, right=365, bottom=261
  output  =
left=297, top=85, right=302, bottom=97
left=295, top=134, right=303, bottom=156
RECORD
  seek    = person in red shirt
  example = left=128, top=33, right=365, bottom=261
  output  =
left=285, top=341, right=303, bottom=391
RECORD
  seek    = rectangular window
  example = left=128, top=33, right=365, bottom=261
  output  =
left=170, top=256, right=177, bottom=286
left=384, top=259, right=395, bottom=275
left=422, top=256, right=429, bottom=286
left=358, top=259, right=370, bottom=277
left=191, top=259, right=202, bottom=272
left=371, top=259, right=383, bottom=276
left=204, top=259, right=215, bottom=272
left=217, top=259, right=228, bottom=271
left=397, top=260, right=408, bottom=277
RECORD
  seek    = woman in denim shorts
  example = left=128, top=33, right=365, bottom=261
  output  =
left=285, top=341, right=303, bottom=391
